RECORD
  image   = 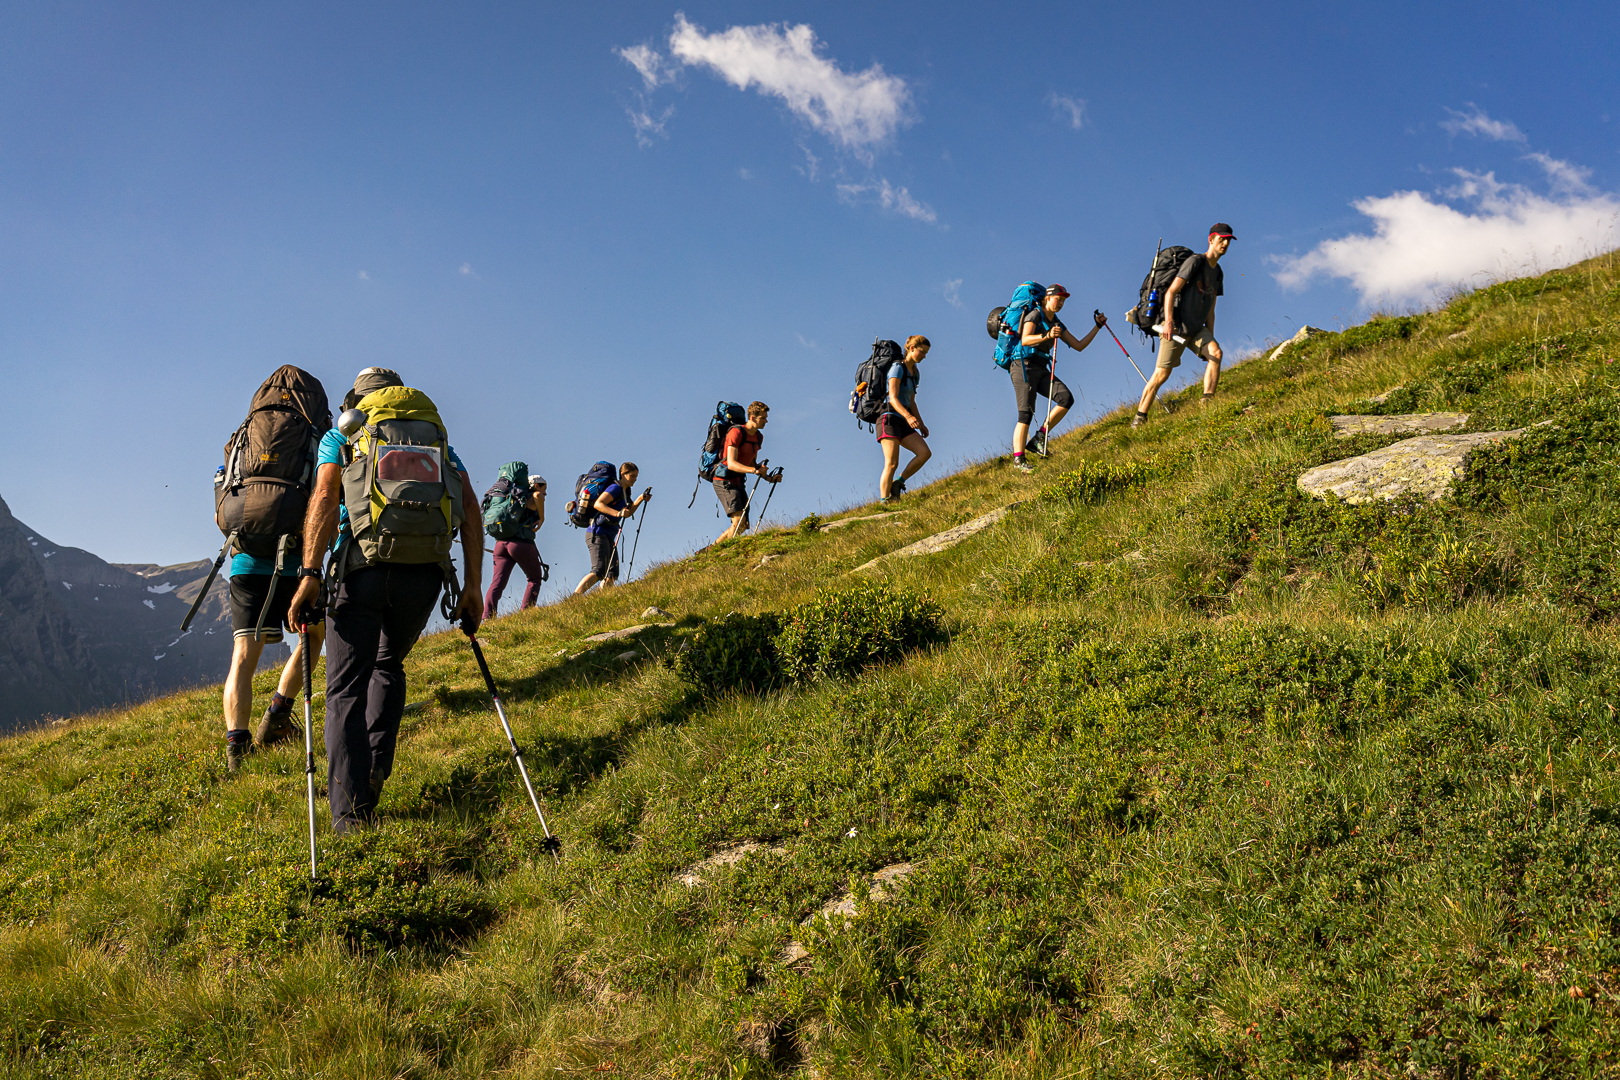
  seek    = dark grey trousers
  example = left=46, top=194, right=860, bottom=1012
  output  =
left=324, top=563, right=442, bottom=831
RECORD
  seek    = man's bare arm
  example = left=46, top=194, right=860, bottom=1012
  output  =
left=301, top=463, right=342, bottom=569
left=458, top=470, right=482, bottom=590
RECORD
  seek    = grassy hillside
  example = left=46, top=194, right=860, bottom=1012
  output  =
left=3, top=254, right=1619, bottom=1078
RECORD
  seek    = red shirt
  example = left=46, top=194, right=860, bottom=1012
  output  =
left=723, top=426, right=762, bottom=475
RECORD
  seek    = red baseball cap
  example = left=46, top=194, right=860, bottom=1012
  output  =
left=1045, top=282, right=1071, bottom=298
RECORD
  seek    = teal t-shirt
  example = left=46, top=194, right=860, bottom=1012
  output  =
left=228, top=428, right=466, bottom=577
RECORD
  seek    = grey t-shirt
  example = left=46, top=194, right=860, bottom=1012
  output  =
left=1174, top=254, right=1224, bottom=333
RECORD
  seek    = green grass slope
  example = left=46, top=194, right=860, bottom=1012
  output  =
left=3, top=255, right=1620, bottom=1078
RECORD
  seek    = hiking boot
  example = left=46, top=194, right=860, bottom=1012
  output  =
left=1011, top=456, right=1035, bottom=474
left=226, top=731, right=253, bottom=774
left=891, top=476, right=907, bottom=497
left=1130, top=412, right=1148, bottom=429
left=254, top=699, right=301, bottom=747
left=1026, top=427, right=1048, bottom=455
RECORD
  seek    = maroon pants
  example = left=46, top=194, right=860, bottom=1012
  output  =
left=485, top=539, right=545, bottom=615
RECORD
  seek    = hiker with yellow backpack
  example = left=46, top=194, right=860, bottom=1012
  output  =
left=287, top=368, right=483, bottom=832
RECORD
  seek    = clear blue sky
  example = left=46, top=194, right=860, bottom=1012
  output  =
left=3, top=1, right=1615, bottom=602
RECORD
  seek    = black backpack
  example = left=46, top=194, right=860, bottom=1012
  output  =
left=849, top=339, right=902, bottom=428
left=215, top=365, right=332, bottom=563
left=1126, top=245, right=1196, bottom=340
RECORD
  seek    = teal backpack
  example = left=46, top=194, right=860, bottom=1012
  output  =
left=482, top=461, right=538, bottom=541
left=989, top=282, right=1048, bottom=369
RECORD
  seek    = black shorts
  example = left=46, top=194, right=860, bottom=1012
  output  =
left=1010, top=356, right=1074, bottom=424
left=586, top=531, right=620, bottom=580
left=877, top=413, right=916, bottom=442
left=714, top=478, right=750, bottom=519
left=229, top=573, right=297, bottom=642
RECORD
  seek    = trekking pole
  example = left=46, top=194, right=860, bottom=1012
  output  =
left=299, top=603, right=323, bottom=882
left=625, top=489, right=650, bottom=581
left=462, top=618, right=561, bottom=865
left=1099, top=310, right=1150, bottom=384
left=1040, top=335, right=1061, bottom=458
left=755, top=468, right=783, bottom=525
left=738, top=459, right=769, bottom=527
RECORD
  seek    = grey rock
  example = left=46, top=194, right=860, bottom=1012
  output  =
left=1328, top=412, right=1469, bottom=438
left=1298, top=427, right=1535, bottom=504
left=852, top=504, right=1020, bottom=572
left=1268, top=325, right=1328, bottom=361
left=1368, top=386, right=1405, bottom=405
left=819, top=510, right=907, bottom=532
left=677, top=840, right=786, bottom=888
left=805, top=861, right=918, bottom=923
left=615, top=650, right=639, bottom=662
left=583, top=624, right=651, bottom=643
left=641, top=606, right=672, bottom=620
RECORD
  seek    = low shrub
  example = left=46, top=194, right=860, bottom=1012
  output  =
left=798, top=513, right=823, bottom=534
left=775, top=581, right=945, bottom=682
left=1039, top=450, right=1189, bottom=505
left=669, top=612, right=783, bottom=695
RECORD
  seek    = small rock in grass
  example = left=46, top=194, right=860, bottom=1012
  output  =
left=642, top=606, right=672, bottom=620
left=616, top=650, right=638, bottom=662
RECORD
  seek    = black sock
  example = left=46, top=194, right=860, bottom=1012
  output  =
left=1136, top=411, right=1149, bottom=419
left=269, top=691, right=292, bottom=713
left=1202, top=392, right=1215, bottom=399
left=226, top=729, right=252, bottom=746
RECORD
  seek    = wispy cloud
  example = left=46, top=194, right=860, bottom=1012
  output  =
left=1440, top=103, right=1525, bottom=143
left=626, top=103, right=675, bottom=148
left=459, top=262, right=476, bottom=277
left=1272, top=153, right=1619, bottom=304
left=617, top=43, right=675, bottom=89
left=795, top=142, right=821, bottom=182
left=1047, top=92, right=1087, bottom=130
left=739, top=167, right=754, bottom=180
left=942, top=278, right=963, bottom=308
left=357, top=270, right=369, bottom=281
left=666, top=14, right=911, bottom=153
left=795, top=332, right=819, bottom=350
left=836, top=178, right=936, bottom=223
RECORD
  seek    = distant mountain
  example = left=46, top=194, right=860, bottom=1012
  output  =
left=0, top=494, right=244, bottom=732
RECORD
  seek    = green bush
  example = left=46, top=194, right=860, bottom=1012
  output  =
left=798, top=513, right=823, bottom=534
left=774, top=581, right=945, bottom=682
left=669, top=612, right=783, bottom=695
left=1039, top=450, right=1188, bottom=505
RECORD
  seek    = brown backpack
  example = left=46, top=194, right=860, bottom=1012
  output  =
left=215, top=365, right=332, bottom=562
left=183, top=366, right=331, bottom=635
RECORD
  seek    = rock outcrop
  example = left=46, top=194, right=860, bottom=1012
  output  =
left=1297, top=427, right=1533, bottom=504
left=1268, top=325, right=1328, bottom=361
left=1327, top=412, right=1469, bottom=438
left=852, top=504, right=1020, bottom=572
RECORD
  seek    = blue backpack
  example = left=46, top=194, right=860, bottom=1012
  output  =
left=989, top=282, right=1048, bottom=369
left=568, top=461, right=617, bottom=528
left=699, top=402, right=747, bottom=481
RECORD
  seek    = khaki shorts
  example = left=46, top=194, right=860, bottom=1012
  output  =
left=1156, top=327, right=1218, bottom=371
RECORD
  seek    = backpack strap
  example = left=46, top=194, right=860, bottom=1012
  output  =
left=180, top=531, right=235, bottom=634
left=253, top=534, right=292, bottom=640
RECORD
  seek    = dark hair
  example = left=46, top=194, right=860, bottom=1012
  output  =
left=747, top=401, right=769, bottom=421
left=620, top=461, right=639, bottom=476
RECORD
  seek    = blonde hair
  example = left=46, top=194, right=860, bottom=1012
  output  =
left=905, top=335, right=930, bottom=353
left=747, top=401, right=769, bottom=421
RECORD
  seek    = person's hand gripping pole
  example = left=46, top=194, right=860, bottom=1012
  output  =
left=462, top=614, right=561, bottom=864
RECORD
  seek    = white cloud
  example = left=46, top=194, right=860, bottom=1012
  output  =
left=459, top=262, right=476, bottom=277
left=626, top=103, right=675, bottom=148
left=357, top=270, right=369, bottom=280
left=795, top=332, right=819, bottom=350
left=1441, top=104, right=1525, bottom=143
left=739, top=167, right=754, bottom=180
left=1272, top=154, right=1620, bottom=305
left=836, top=178, right=936, bottom=223
left=1048, top=92, right=1087, bottom=130
left=618, top=43, right=674, bottom=89
left=667, top=14, right=912, bottom=152
left=795, top=142, right=822, bottom=182
left=942, top=278, right=963, bottom=308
